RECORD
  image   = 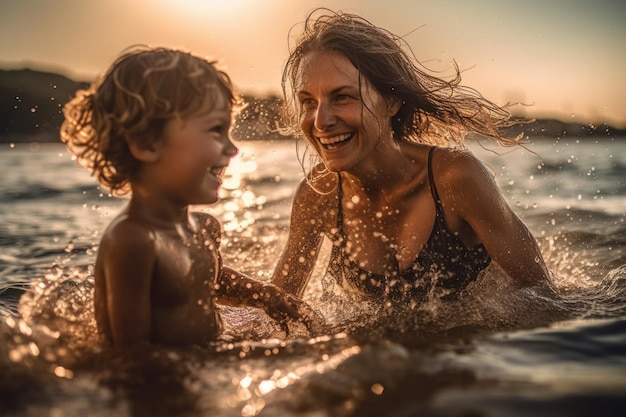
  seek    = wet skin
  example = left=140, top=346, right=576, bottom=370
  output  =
left=94, top=94, right=238, bottom=347
left=272, top=51, right=551, bottom=297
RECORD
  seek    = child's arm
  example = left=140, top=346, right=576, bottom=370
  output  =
left=195, top=211, right=326, bottom=334
left=215, top=266, right=326, bottom=334
left=215, top=266, right=301, bottom=314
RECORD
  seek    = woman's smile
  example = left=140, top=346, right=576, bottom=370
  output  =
left=296, top=51, right=398, bottom=172
left=316, top=132, right=355, bottom=149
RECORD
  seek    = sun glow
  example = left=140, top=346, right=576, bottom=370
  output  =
left=165, top=0, right=254, bottom=17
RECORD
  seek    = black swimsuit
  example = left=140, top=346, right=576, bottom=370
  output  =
left=326, top=147, right=491, bottom=301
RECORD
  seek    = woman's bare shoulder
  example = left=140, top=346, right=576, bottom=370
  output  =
left=431, top=147, right=491, bottom=185
left=296, top=168, right=338, bottom=204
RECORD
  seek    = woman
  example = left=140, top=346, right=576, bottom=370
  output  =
left=272, top=9, right=551, bottom=302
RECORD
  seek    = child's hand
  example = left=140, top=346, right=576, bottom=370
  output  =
left=259, top=284, right=327, bottom=336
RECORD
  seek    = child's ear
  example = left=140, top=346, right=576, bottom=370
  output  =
left=127, top=140, right=159, bottom=163
left=386, top=95, right=402, bottom=117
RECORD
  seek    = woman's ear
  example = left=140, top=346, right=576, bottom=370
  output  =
left=386, top=95, right=402, bottom=117
left=127, top=140, right=159, bottom=163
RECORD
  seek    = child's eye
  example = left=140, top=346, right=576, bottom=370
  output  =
left=207, top=124, right=227, bottom=134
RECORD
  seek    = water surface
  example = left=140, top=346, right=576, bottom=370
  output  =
left=1, top=137, right=625, bottom=416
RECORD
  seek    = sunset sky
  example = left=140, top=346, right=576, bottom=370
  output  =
left=1, top=0, right=624, bottom=126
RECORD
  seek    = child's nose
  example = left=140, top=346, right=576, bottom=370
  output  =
left=225, top=138, right=238, bottom=157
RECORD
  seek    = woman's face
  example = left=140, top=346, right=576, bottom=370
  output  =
left=295, top=50, right=399, bottom=172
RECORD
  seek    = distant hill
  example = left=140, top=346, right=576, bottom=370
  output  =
left=504, top=117, right=626, bottom=140
left=0, top=68, right=286, bottom=143
left=0, top=68, right=89, bottom=142
left=1, top=68, right=624, bottom=143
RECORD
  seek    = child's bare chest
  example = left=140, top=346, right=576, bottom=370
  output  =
left=151, top=230, right=219, bottom=306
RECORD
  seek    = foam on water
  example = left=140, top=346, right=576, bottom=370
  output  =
left=3, top=260, right=625, bottom=416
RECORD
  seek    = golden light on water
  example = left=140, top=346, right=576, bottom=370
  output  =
left=215, top=151, right=270, bottom=233
left=222, top=337, right=362, bottom=416
left=53, top=365, right=74, bottom=379
left=222, top=152, right=258, bottom=191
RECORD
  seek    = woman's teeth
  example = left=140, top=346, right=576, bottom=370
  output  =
left=318, top=133, right=353, bottom=146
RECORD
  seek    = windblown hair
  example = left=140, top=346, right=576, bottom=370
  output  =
left=60, top=46, right=238, bottom=196
left=282, top=9, right=522, bottom=149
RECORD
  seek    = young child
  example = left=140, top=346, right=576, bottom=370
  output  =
left=60, top=46, right=320, bottom=348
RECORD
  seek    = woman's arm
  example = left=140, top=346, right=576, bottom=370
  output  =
left=435, top=149, right=551, bottom=286
left=272, top=178, right=329, bottom=297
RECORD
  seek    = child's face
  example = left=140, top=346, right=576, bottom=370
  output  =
left=152, top=92, right=238, bottom=205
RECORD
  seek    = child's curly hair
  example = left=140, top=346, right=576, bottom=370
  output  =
left=61, top=46, right=238, bottom=196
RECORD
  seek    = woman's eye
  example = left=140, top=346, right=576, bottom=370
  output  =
left=299, top=98, right=315, bottom=109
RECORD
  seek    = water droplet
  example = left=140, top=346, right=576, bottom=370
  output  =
left=371, top=383, right=384, bottom=395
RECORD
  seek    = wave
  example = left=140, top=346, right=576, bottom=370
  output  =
left=1, top=243, right=625, bottom=417
left=1, top=139, right=624, bottom=416
left=0, top=184, right=101, bottom=203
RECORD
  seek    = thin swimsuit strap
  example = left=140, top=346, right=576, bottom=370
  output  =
left=335, top=146, right=443, bottom=258
left=329, top=146, right=491, bottom=300
left=427, top=146, right=445, bottom=218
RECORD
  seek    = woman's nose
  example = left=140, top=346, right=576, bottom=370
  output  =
left=314, top=102, right=336, bottom=131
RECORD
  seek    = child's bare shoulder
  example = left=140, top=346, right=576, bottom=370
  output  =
left=191, top=211, right=222, bottom=243
left=100, top=214, right=156, bottom=253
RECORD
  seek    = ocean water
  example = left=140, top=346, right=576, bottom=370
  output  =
left=1, top=136, right=625, bottom=417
